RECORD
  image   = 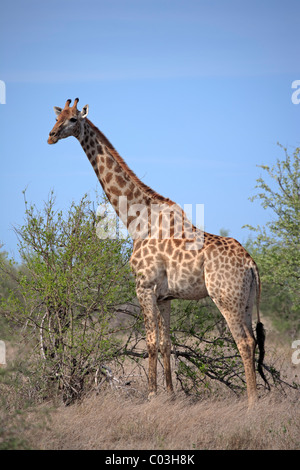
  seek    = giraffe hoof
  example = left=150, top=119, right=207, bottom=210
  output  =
left=147, top=391, right=157, bottom=401
left=247, top=395, right=258, bottom=411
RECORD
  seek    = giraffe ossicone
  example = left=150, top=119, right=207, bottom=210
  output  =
left=48, top=98, right=270, bottom=407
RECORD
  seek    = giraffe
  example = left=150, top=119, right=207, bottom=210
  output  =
left=48, top=98, right=269, bottom=407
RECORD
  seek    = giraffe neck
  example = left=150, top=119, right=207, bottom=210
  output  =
left=77, top=119, right=198, bottom=244
left=77, top=119, right=173, bottom=229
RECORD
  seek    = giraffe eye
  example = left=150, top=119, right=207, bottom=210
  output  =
left=70, top=117, right=77, bottom=123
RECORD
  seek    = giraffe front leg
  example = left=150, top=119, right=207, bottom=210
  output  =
left=158, top=300, right=174, bottom=394
left=137, top=287, right=159, bottom=399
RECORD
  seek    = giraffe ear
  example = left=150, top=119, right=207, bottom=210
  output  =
left=80, top=104, right=89, bottom=119
left=54, top=106, right=62, bottom=117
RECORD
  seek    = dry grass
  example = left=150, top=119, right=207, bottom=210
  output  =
left=2, top=318, right=300, bottom=450
left=24, top=387, right=299, bottom=450
left=27, top=322, right=300, bottom=451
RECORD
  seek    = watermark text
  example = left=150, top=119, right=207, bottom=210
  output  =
left=0, top=340, right=6, bottom=366
left=95, top=197, right=205, bottom=250
left=292, top=340, right=300, bottom=365
left=291, top=80, right=300, bottom=104
left=0, top=80, right=6, bottom=104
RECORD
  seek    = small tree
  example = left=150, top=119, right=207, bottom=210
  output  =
left=170, top=300, right=245, bottom=397
left=1, top=191, right=135, bottom=404
left=244, top=145, right=300, bottom=334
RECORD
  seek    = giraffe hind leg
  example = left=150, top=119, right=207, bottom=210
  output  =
left=209, top=288, right=258, bottom=406
left=206, top=265, right=262, bottom=406
left=227, top=315, right=258, bottom=407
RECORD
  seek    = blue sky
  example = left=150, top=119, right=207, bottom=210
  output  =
left=0, top=0, right=299, bottom=261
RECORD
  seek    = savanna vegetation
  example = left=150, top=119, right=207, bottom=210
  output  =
left=0, top=145, right=299, bottom=449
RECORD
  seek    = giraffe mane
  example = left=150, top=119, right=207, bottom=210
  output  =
left=86, top=118, right=174, bottom=206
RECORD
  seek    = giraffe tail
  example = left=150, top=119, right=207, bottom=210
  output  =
left=252, top=265, right=271, bottom=390
left=256, top=322, right=270, bottom=390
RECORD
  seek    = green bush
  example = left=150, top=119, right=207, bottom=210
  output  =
left=1, top=191, right=135, bottom=404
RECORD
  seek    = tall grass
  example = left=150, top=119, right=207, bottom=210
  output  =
left=26, top=389, right=299, bottom=450
left=1, top=317, right=299, bottom=450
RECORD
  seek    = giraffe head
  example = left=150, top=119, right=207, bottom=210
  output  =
left=48, top=98, right=89, bottom=144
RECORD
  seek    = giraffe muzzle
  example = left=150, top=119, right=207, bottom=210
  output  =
left=48, top=132, right=58, bottom=144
